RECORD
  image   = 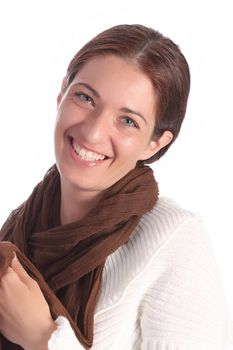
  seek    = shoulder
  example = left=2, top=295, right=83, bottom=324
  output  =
left=97, top=197, right=206, bottom=308
left=133, top=196, right=205, bottom=257
left=138, top=196, right=199, bottom=239
left=131, top=197, right=222, bottom=298
left=102, top=196, right=207, bottom=282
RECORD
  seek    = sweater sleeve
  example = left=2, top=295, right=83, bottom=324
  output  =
left=48, top=316, right=84, bottom=350
left=140, top=217, right=233, bottom=350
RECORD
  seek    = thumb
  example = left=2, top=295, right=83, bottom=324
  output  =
left=11, top=253, right=32, bottom=286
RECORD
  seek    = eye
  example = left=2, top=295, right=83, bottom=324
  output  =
left=74, top=92, right=94, bottom=105
left=121, top=116, right=139, bottom=128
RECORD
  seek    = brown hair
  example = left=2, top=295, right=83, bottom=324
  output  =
left=63, top=24, right=190, bottom=162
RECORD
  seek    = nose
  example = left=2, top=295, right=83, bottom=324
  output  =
left=81, top=109, right=111, bottom=144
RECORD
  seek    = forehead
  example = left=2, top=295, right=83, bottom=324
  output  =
left=70, top=55, right=158, bottom=116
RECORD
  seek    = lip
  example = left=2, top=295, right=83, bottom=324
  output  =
left=68, top=136, right=108, bottom=167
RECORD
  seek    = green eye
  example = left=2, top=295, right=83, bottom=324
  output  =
left=122, top=116, right=138, bottom=128
left=75, top=92, right=93, bottom=104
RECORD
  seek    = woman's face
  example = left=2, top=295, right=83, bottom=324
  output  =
left=54, top=55, right=166, bottom=193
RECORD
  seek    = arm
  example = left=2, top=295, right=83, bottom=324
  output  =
left=140, top=218, right=233, bottom=350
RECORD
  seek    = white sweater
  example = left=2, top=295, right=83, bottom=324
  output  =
left=48, top=197, right=233, bottom=349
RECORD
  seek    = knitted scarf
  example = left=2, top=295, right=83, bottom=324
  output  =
left=0, top=164, right=158, bottom=349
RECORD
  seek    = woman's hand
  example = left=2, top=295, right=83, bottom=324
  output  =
left=0, top=254, right=57, bottom=350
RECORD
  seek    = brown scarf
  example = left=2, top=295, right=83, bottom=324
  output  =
left=0, top=164, right=158, bottom=349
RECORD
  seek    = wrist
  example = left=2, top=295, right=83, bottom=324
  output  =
left=24, top=320, right=57, bottom=350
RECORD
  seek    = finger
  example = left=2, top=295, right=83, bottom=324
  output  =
left=10, top=253, right=32, bottom=286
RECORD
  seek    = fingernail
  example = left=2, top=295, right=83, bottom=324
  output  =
left=12, top=252, right=18, bottom=262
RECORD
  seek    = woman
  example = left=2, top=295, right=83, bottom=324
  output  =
left=0, top=24, right=232, bottom=349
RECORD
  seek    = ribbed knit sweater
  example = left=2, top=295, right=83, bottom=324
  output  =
left=48, top=197, right=233, bottom=349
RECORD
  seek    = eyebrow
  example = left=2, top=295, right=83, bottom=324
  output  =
left=120, top=107, right=147, bottom=124
left=73, top=82, right=100, bottom=98
left=73, top=82, right=147, bottom=124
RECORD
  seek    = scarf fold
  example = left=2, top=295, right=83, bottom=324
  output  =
left=0, top=164, right=158, bottom=349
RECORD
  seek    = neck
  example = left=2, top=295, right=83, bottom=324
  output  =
left=60, top=177, right=102, bottom=225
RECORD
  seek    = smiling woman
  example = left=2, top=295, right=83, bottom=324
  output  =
left=55, top=54, right=171, bottom=224
left=0, top=24, right=232, bottom=350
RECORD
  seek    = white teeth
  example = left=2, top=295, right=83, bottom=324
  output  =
left=79, top=149, right=86, bottom=158
left=72, top=139, right=106, bottom=161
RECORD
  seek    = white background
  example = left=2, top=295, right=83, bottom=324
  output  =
left=0, top=0, right=232, bottom=318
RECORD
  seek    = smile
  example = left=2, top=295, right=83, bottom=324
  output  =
left=71, top=138, right=107, bottom=161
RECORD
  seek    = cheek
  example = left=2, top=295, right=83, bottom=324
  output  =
left=54, top=120, right=63, bottom=146
left=114, top=135, right=148, bottom=159
left=54, top=115, right=67, bottom=153
left=56, top=105, right=70, bottom=125
left=54, top=106, right=74, bottom=139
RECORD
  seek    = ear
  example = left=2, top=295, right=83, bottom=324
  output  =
left=140, top=130, right=173, bottom=161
